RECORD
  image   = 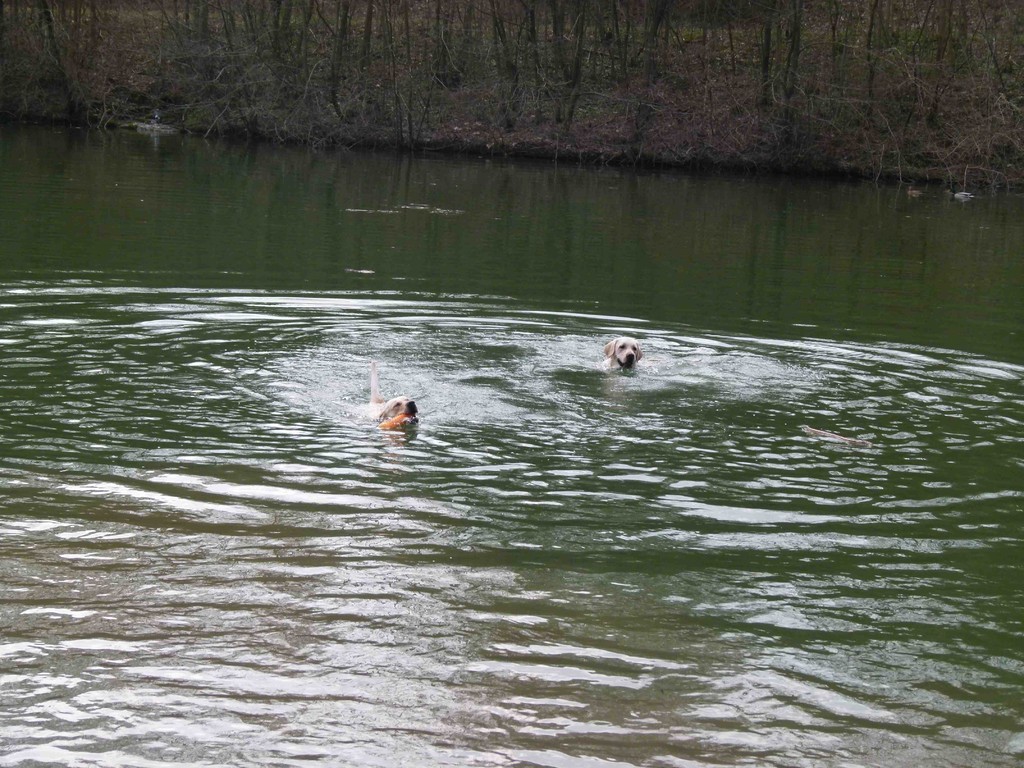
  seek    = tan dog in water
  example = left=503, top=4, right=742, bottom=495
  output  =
left=369, top=361, right=418, bottom=426
left=603, top=336, right=644, bottom=370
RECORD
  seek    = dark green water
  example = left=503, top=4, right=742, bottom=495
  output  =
left=1, top=125, right=1022, bottom=767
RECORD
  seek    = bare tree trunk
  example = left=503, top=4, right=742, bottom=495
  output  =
left=642, top=0, right=672, bottom=84
left=361, top=0, right=374, bottom=68
left=0, top=0, right=6, bottom=66
left=928, top=0, right=954, bottom=124
left=759, top=3, right=775, bottom=108
left=865, top=0, right=879, bottom=101
left=36, top=0, right=60, bottom=65
left=633, top=0, right=672, bottom=157
left=329, top=0, right=353, bottom=116
left=490, top=0, right=520, bottom=128
left=432, top=0, right=458, bottom=87
left=609, top=0, right=629, bottom=80
left=548, top=0, right=587, bottom=125
left=297, top=0, right=315, bottom=76
left=781, top=0, right=802, bottom=133
left=194, top=0, right=209, bottom=39
left=564, top=4, right=586, bottom=124
left=35, top=0, right=88, bottom=121
left=272, top=0, right=285, bottom=51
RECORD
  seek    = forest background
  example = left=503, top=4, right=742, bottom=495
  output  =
left=0, top=0, right=1020, bottom=185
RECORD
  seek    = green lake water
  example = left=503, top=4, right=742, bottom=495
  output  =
left=1, top=125, right=1023, bottom=767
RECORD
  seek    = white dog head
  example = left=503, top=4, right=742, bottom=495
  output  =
left=377, top=396, right=418, bottom=423
left=603, top=337, right=643, bottom=369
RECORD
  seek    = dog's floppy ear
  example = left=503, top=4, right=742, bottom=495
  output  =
left=603, top=339, right=617, bottom=359
left=634, top=342, right=643, bottom=361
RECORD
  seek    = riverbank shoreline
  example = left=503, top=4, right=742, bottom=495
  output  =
left=5, top=111, right=987, bottom=192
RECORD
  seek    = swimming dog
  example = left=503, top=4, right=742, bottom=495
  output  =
left=369, top=361, right=418, bottom=427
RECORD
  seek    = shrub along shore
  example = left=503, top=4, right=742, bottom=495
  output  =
left=2, top=0, right=1021, bottom=187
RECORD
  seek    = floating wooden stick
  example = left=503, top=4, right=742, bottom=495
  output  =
left=801, top=425, right=872, bottom=448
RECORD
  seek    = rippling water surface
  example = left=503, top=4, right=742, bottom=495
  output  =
left=1, top=127, right=1023, bottom=767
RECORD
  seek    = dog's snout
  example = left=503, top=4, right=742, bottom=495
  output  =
left=406, top=401, right=418, bottom=415
left=623, top=352, right=636, bottom=366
